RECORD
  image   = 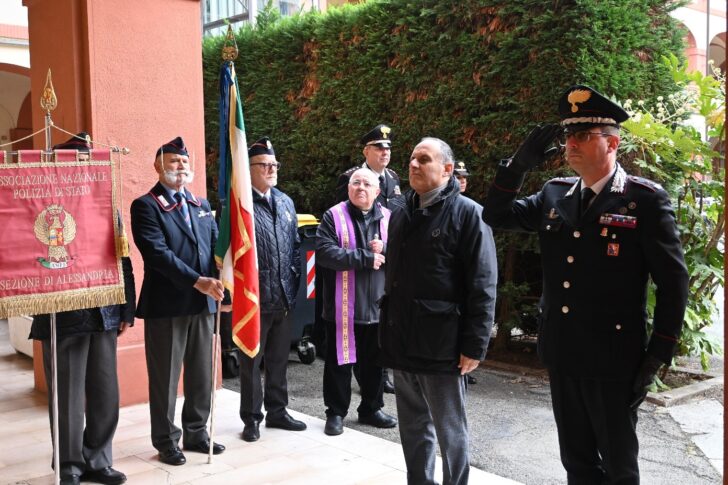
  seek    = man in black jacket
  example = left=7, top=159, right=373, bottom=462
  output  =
left=316, top=168, right=398, bottom=436
left=239, top=137, right=305, bottom=442
left=483, top=85, right=688, bottom=484
left=30, top=128, right=136, bottom=485
left=379, top=137, right=497, bottom=485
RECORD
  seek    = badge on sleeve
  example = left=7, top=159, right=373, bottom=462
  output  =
left=607, top=243, right=620, bottom=256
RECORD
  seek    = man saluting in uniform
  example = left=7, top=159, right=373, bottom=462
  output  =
left=483, top=85, right=688, bottom=485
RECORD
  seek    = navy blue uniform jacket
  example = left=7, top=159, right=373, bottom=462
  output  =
left=131, top=182, right=218, bottom=319
left=483, top=163, right=688, bottom=380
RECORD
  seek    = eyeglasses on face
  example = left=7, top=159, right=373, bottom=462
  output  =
left=250, top=162, right=281, bottom=170
left=559, top=130, right=612, bottom=146
left=349, top=179, right=377, bottom=189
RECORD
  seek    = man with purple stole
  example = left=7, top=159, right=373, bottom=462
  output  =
left=316, top=168, right=398, bottom=436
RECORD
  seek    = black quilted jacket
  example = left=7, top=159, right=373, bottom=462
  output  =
left=253, top=188, right=301, bottom=313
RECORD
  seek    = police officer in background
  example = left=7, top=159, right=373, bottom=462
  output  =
left=483, top=85, right=688, bottom=484
left=335, top=124, right=403, bottom=210
left=454, top=161, right=469, bottom=194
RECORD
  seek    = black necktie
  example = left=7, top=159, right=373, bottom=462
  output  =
left=581, top=187, right=596, bottom=216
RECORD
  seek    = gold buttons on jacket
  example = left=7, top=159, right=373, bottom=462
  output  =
left=563, top=281, right=571, bottom=288
left=567, top=256, right=575, bottom=263
left=561, top=306, right=569, bottom=314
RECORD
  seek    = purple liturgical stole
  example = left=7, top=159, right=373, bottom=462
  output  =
left=331, top=201, right=390, bottom=365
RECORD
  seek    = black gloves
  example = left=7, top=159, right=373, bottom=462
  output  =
left=629, top=354, right=664, bottom=410
left=505, top=124, right=561, bottom=173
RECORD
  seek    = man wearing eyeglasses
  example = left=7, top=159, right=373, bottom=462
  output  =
left=483, top=85, right=688, bottom=484
left=316, top=168, right=398, bottom=436
left=239, top=137, right=306, bottom=442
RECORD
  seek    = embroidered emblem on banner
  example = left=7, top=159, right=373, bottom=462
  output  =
left=34, top=204, right=77, bottom=269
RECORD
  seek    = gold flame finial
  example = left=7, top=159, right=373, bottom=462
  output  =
left=567, top=89, right=591, bottom=113
left=40, top=68, right=58, bottom=113
left=221, top=24, right=239, bottom=61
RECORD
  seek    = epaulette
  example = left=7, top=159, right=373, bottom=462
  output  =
left=341, top=166, right=358, bottom=177
left=628, top=175, right=661, bottom=192
left=547, top=176, right=578, bottom=186
left=385, top=167, right=399, bottom=178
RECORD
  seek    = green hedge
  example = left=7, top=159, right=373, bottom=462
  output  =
left=202, top=0, right=684, bottom=215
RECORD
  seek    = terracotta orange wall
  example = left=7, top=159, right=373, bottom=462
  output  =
left=24, top=0, right=215, bottom=406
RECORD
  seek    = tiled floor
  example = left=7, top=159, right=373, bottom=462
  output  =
left=0, top=321, right=520, bottom=484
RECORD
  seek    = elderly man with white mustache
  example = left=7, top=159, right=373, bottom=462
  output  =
left=131, top=136, right=225, bottom=467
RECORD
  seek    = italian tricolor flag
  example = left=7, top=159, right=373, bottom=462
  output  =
left=215, top=61, right=260, bottom=358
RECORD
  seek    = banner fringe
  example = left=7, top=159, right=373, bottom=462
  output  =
left=0, top=286, right=125, bottom=319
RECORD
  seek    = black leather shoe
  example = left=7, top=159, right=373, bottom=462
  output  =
left=324, top=415, right=343, bottom=436
left=81, top=467, right=127, bottom=484
left=184, top=439, right=226, bottom=455
left=60, top=475, right=80, bottom=485
left=242, top=421, right=260, bottom=442
left=265, top=412, right=307, bottom=431
left=383, top=377, right=395, bottom=394
left=159, top=447, right=186, bottom=466
left=359, top=410, right=397, bottom=428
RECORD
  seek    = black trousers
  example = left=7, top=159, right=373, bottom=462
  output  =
left=548, top=370, right=639, bottom=485
left=239, top=311, right=291, bottom=423
left=323, top=319, right=384, bottom=417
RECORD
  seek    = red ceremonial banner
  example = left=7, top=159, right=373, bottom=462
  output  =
left=0, top=159, right=124, bottom=318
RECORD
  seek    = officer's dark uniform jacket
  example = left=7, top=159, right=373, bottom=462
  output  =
left=31, top=257, right=136, bottom=339
left=316, top=201, right=387, bottom=325
left=335, top=163, right=403, bottom=210
left=254, top=187, right=301, bottom=313
left=483, top=163, right=688, bottom=380
left=131, top=182, right=218, bottom=319
left=379, top=177, right=498, bottom=374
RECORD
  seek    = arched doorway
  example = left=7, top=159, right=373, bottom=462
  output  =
left=0, top=63, right=32, bottom=150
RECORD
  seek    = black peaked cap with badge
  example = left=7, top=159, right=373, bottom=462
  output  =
left=454, top=161, right=469, bottom=177
left=361, top=124, right=392, bottom=148
left=53, top=132, right=91, bottom=152
left=156, top=136, right=189, bottom=157
left=248, top=137, right=275, bottom=158
left=558, top=85, right=629, bottom=130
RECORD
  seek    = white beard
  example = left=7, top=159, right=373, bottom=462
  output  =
left=163, top=170, right=194, bottom=186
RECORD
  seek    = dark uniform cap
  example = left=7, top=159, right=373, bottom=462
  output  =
left=248, top=137, right=275, bottom=158
left=454, top=161, right=469, bottom=177
left=53, top=132, right=91, bottom=153
left=361, top=124, right=393, bottom=148
left=558, top=85, right=629, bottom=129
left=156, top=136, right=189, bottom=157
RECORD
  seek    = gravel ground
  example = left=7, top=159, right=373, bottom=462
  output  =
left=223, top=351, right=722, bottom=485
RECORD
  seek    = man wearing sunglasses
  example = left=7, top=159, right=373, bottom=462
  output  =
left=483, top=85, right=688, bottom=484
left=239, top=137, right=306, bottom=442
